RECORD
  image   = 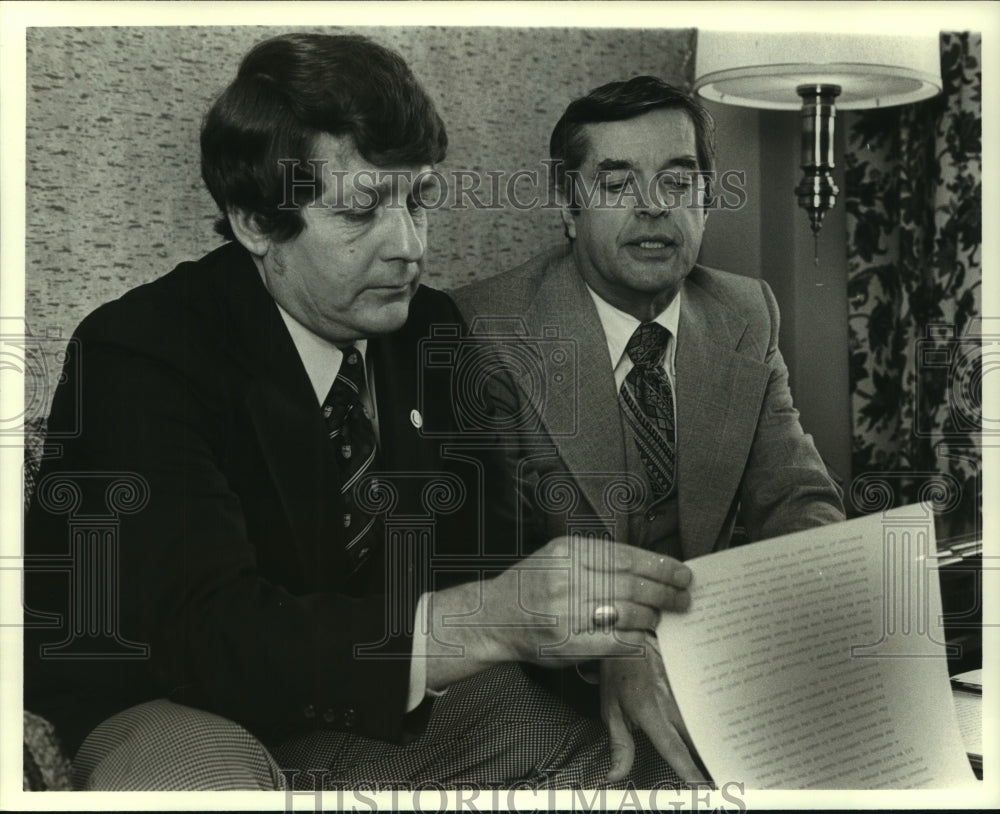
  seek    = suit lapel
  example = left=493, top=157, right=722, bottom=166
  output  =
left=525, top=253, right=630, bottom=542
left=675, top=277, right=768, bottom=558
left=222, top=251, right=343, bottom=566
left=369, top=331, right=434, bottom=480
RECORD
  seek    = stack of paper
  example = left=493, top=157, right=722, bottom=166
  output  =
left=951, top=669, right=982, bottom=777
left=657, top=507, right=978, bottom=789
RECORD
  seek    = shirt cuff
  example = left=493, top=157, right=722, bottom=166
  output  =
left=406, top=592, right=445, bottom=712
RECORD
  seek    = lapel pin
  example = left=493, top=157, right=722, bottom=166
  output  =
left=410, top=409, right=423, bottom=429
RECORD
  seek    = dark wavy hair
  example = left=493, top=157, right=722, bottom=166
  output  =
left=549, top=76, right=716, bottom=210
left=201, top=33, right=448, bottom=242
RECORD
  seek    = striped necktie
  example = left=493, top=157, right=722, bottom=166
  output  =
left=322, top=345, right=382, bottom=570
left=620, top=322, right=676, bottom=502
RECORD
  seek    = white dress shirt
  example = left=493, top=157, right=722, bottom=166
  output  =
left=586, top=286, right=681, bottom=396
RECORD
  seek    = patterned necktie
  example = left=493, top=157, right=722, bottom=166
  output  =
left=620, top=322, right=676, bottom=502
left=322, top=346, right=382, bottom=570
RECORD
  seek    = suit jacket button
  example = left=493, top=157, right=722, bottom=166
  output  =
left=322, top=708, right=337, bottom=724
left=303, top=704, right=316, bottom=719
left=343, top=708, right=356, bottom=729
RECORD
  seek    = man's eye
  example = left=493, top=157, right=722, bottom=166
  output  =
left=342, top=207, right=377, bottom=223
left=658, top=172, right=693, bottom=189
left=602, top=178, right=631, bottom=194
left=412, top=181, right=440, bottom=210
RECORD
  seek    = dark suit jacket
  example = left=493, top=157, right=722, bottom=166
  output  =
left=25, top=242, right=509, bottom=755
left=452, top=245, right=845, bottom=558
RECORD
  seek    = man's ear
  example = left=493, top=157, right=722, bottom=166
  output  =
left=228, top=209, right=272, bottom=257
left=556, top=186, right=577, bottom=241
left=559, top=208, right=578, bottom=241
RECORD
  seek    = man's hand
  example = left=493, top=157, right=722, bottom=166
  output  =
left=491, top=536, right=692, bottom=664
left=424, top=536, right=691, bottom=688
left=601, top=638, right=706, bottom=783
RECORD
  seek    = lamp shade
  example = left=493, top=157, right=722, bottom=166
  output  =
left=694, top=31, right=942, bottom=110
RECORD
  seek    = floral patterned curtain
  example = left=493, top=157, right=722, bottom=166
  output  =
left=843, top=32, right=982, bottom=542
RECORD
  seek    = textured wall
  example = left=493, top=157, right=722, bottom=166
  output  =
left=25, top=26, right=694, bottom=362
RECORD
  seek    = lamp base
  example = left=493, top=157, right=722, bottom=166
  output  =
left=795, top=84, right=841, bottom=241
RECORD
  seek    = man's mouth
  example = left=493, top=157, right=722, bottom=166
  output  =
left=372, top=268, right=420, bottom=294
left=626, top=237, right=678, bottom=255
left=373, top=281, right=414, bottom=293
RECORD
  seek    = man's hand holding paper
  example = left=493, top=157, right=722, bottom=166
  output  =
left=601, top=634, right=706, bottom=784
left=425, top=537, right=694, bottom=690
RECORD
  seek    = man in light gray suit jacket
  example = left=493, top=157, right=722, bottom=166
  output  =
left=453, top=76, right=845, bottom=786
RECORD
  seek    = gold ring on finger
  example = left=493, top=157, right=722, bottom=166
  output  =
left=591, top=604, right=619, bottom=630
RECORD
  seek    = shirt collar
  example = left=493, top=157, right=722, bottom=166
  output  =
left=586, top=285, right=682, bottom=372
left=274, top=302, right=368, bottom=406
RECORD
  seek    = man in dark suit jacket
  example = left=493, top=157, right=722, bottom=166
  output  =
left=454, top=76, right=846, bottom=784
left=24, top=35, right=694, bottom=791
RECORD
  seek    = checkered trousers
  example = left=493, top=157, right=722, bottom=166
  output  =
left=72, top=664, right=682, bottom=790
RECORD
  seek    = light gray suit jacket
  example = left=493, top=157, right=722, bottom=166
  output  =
left=452, top=245, right=845, bottom=560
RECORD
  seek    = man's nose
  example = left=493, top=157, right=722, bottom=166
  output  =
left=384, top=206, right=425, bottom=262
left=634, top=185, right=670, bottom=218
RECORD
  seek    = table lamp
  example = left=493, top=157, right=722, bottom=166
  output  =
left=693, top=31, right=942, bottom=255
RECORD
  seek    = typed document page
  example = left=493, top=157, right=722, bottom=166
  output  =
left=656, top=507, right=976, bottom=789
